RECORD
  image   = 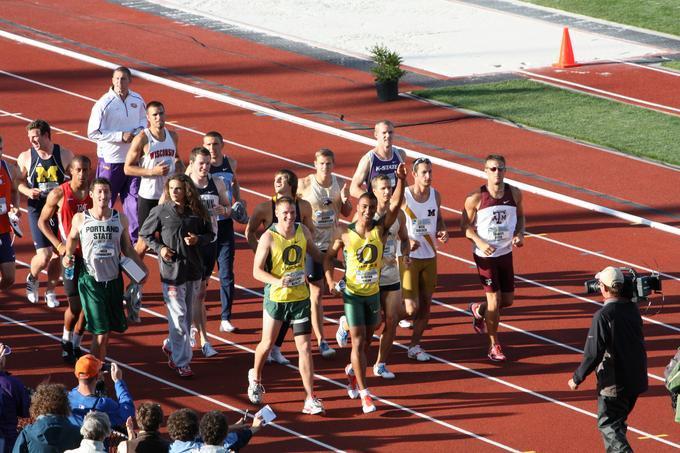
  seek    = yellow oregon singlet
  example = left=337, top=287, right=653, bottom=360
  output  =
left=267, top=223, right=309, bottom=302
left=343, top=223, right=383, bottom=297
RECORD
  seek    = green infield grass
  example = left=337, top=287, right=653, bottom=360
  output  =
left=523, top=0, right=680, bottom=36
left=414, top=79, right=680, bottom=166
left=661, top=60, right=680, bottom=71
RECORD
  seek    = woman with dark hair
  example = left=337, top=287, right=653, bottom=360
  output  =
left=118, top=402, right=169, bottom=452
left=140, top=174, right=214, bottom=378
left=12, top=383, right=81, bottom=453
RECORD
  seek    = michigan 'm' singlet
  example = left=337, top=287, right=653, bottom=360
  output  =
left=363, top=148, right=404, bottom=189
left=80, top=209, right=123, bottom=282
left=403, top=187, right=438, bottom=259
left=304, top=175, right=341, bottom=250
left=209, top=155, right=234, bottom=221
left=266, top=223, right=308, bottom=303
left=196, top=176, right=219, bottom=243
left=474, top=183, right=517, bottom=258
left=0, top=160, right=12, bottom=234
left=138, top=128, right=176, bottom=200
left=58, top=182, right=92, bottom=255
left=344, top=223, right=383, bottom=297
left=27, top=145, right=67, bottom=209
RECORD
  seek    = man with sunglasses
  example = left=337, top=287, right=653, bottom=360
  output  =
left=461, top=154, right=524, bottom=362
left=401, top=157, right=448, bottom=362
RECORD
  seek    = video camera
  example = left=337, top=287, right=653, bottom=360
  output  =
left=584, top=267, right=661, bottom=303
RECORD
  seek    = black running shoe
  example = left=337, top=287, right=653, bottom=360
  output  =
left=61, top=341, right=75, bottom=364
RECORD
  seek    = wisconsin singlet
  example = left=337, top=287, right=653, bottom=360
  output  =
left=474, top=183, right=517, bottom=258
left=80, top=209, right=123, bottom=282
left=363, top=148, right=404, bottom=189
left=0, top=160, right=12, bottom=234
left=305, top=175, right=341, bottom=250
left=138, top=128, right=176, bottom=200
left=58, top=181, right=92, bottom=247
left=26, top=145, right=67, bottom=209
left=209, top=155, right=234, bottom=221
left=403, top=187, right=438, bottom=259
left=344, top=223, right=383, bottom=297
left=266, top=223, right=309, bottom=303
left=196, top=176, right=219, bottom=242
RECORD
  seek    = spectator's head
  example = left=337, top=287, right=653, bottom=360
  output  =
left=136, top=402, right=164, bottom=432
left=596, top=266, right=625, bottom=297
left=29, top=383, right=71, bottom=419
left=80, top=411, right=111, bottom=442
left=167, top=408, right=199, bottom=442
left=199, top=411, right=228, bottom=447
left=74, top=354, right=102, bottom=383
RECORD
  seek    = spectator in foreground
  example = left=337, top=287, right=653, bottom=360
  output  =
left=12, top=383, right=81, bottom=453
left=198, top=411, right=228, bottom=452
left=64, top=411, right=111, bottom=453
left=167, top=409, right=262, bottom=452
left=68, top=355, right=135, bottom=429
left=0, top=344, right=30, bottom=453
left=118, top=401, right=169, bottom=452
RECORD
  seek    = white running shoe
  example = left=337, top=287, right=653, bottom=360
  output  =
left=247, top=368, right=265, bottom=404
left=336, top=315, right=349, bottom=348
left=302, top=396, right=325, bottom=415
left=345, top=364, right=359, bottom=399
left=219, top=319, right=236, bottom=333
left=202, top=342, right=218, bottom=358
left=319, top=341, right=336, bottom=359
left=398, top=319, right=412, bottom=329
left=190, top=327, right=198, bottom=348
left=267, top=347, right=290, bottom=365
left=45, top=291, right=59, bottom=308
left=407, top=345, right=430, bottom=362
left=373, top=362, right=396, bottom=379
left=361, top=394, right=377, bottom=414
left=26, top=274, right=39, bottom=304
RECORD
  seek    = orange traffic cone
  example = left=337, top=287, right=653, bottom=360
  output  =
left=553, top=27, right=579, bottom=68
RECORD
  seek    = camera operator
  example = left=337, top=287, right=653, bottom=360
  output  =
left=568, top=266, right=648, bottom=452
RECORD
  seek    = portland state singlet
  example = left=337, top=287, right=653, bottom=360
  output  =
left=80, top=210, right=123, bottom=282
left=343, top=223, right=383, bottom=297
left=266, top=223, right=308, bottom=303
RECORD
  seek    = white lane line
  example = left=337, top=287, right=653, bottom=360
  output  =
left=519, top=69, right=680, bottom=114
left=615, top=59, right=680, bottom=77
left=11, top=259, right=521, bottom=452
left=0, top=311, right=345, bottom=452
left=1, top=30, right=678, bottom=237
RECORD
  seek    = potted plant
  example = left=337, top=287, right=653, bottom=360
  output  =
left=369, top=44, right=406, bottom=102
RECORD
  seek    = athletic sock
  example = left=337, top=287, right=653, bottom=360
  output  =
left=271, top=345, right=281, bottom=354
left=72, top=333, right=82, bottom=348
left=359, top=388, right=370, bottom=398
left=62, top=329, right=72, bottom=343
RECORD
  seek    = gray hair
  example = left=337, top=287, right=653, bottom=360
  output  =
left=81, top=411, right=111, bottom=441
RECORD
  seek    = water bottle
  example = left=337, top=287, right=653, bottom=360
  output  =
left=334, top=279, right=346, bottom=293
left=64, top=256, right=75, bottom=280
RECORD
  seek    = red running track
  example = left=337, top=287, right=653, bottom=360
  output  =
left=0, top=1, right=679, bottom=452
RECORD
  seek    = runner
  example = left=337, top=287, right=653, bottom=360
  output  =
left=461, top=154, right=524, bottom=362
left=326, top=163, right=407, bottom=413
left=0, top=135, right=20, bottom=290
left=247, top=196, right=325, bottom=415
left=298, top=148, right=352, bottom=359
left=38, top=155, right=93, bottom=363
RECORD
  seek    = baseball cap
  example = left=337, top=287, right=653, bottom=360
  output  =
left=75, top=354, right=102, bottom=379
left=595, top=266, right=624, bottom=288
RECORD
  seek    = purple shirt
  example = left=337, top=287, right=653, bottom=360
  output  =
left=0, top=371, right=30, bottom=450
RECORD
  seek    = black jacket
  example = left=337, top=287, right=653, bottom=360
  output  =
left=140, top=202, right=214, bottom=284
left=573, top=297, right=648, bottom=397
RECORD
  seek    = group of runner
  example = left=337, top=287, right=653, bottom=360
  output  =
left=0, top=66, right=525, bottom=415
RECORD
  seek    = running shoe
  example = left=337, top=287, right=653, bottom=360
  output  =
left=247, top=368, right=265, bottom=404
left=488, top=344, right=507, bottom=362
left=219, top=319, right=236, bottom=333
left=345, top=364, right=359, bottom=399
left=190, top=327, right=198, bottom=348
left=202, top=342, right=218, bottom=358
left=335, top=315, right=349, bottom=348
left=61, top=341, right=75, bottom=364
left=319, top=341, right=336, bottom=359
left=8, top=212, right=22, bottom=238
left=373, top=362, right=396, bottom=379
left=407, top=345, right=430, bottom=362
left=162, top=339, right=176, bottom=369
left=469, top=302, right=486, bottom=334
left=45, top=291, right=59, bottom=308
left=361, top=394, right=377, bottom=414
left=26, top=274, right=38, bottom=304
left=177, top=365, right=194, bottom=378
left=398, top=319, right=412, bottom=329
left=125, top=283, right=142, bottom=323
left=267, top=347, right=290, bottom=365
left=302, top=396, right=325, bottom=415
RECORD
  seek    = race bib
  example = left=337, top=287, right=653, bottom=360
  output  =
left=487, top=225, right=510, bottom=241
left=38, top=181, right=59, bottom=195
left=0, top=198, right=6, bottom=215
left=314, top=209, right=336, bottom=227
left=412, top=218, right=431, bottom=237
left=284, top=270, right=305, bottom=287
left=355, top=268, right=379, bottom=285
left=93, top=244, right=115, bottom=258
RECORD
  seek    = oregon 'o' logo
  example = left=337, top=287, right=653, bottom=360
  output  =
left=356, top=244, right=378, bottom=264
left=282, top=245, right=303, bottom=265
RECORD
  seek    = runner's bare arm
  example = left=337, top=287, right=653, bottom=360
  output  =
left=62, top=212, right=83, bottom=268
left=462, top=190, right=493, bottom=255
left=9, top=162, right=21, bottom=214
left=245, top=202, right=268, bottom=252
left=383, top=163, right=407, bottom=230
left=119, top=213, right=149, bottom=281
left=16, top=151, right=41, bottom=200
left=435, top=190, right=448, bottom=243
left=38, top=187, right=65, bottom=253
left=60, top=147, right=74, bottom=171
left=214, top=177, right=232, bottom=218
left=349, top=154, right=370, bottom=199
left=298, top=198, right=315, bottom=236
left=228, top=157, right=242, bottom=203
left=324, top=235, right=344, bottom=293
left=339, top=181, right=352, bottom=217
left=123, top=133, right=152, bottom=176
left=511, top=186, right=524, bottom=247
left=301, top=224, right=324, bottom=263
left=170, top=131, right=185, bottom=174
left=252, top=230, right=278, bottom=285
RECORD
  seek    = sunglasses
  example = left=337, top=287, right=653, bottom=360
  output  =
left=485, top=166, right=506, bottom=172
left=413, top=157, right=431, bottom=171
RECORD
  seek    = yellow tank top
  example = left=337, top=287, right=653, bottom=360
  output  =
left=267, top=223, right=309, bottom=303
left=343, top=223, right=383, bottom=296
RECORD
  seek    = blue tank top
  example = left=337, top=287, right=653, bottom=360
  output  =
left=364, top=149, right=403, bottom=190
left=27, top=144, right=67, bottom=210
left=209, top=155, right=234, bottom=220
